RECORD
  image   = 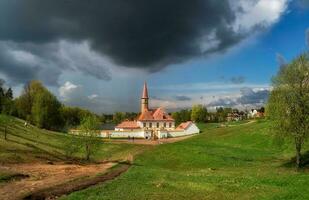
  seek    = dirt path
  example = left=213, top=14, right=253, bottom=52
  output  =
left=224, top=120, right=257, bottom=127
left=106, top=134, right=196, bottom=145
left=24, top=164, right=130, bottom=200
left=0, top=162, right=116, bottom=200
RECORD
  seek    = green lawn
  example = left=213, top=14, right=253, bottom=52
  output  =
left=0, top=114, right=149, bottom=164
left=63, top=120, right=309, bottom=200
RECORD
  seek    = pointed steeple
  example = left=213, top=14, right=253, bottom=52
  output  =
left=142, top=81, right=149, bottom=99
left=141, top=82, right=149, bottom=113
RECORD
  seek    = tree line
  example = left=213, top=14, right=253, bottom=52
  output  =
left=0, top=80, right=110, bottom=131
left=172, top=105, right=254, bottom=125
left=0, top=80, right=150, bottom=132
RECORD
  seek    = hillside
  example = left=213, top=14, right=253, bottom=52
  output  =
left=0, top=114, right=147, bottom=164
left=63, top=120, right=309, bottom=200
left=0, top=114, right=155, bottom=199
left=1, top=116, right=309, bottom=200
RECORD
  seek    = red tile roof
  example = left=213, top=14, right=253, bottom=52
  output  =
left=138, top=109, right=154, bottom=120
left=176, top=121, right=192, bottom=130
left=138, top=107, right=174, bottom=121
left=116, top=121, right=140, bottom=129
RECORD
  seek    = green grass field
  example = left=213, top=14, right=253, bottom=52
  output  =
left=62, top=120, right=309, bottom=200
left=1, top=115, right=308, bottom=199
left=0, top=114, right=149, bottom=164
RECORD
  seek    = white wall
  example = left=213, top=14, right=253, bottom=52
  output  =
left=168, top=123, right=200, bottom=137
left=158, top=130, right=168, bottom=138
left=168, top=130, right=187, bottom=137
left=101, top=130, right=145, bottom=138
left=184, top=123, right=200, bottom=135
left=100, top=122, right=200, bottom=139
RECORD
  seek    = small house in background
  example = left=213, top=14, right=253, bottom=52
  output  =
left=247, top=107, right=265, bottom=119
left=227, top=112, right=241, bottom=122
left=227, top=110, right=246, bottom=122
left=101, top=82, right=200, bottom=139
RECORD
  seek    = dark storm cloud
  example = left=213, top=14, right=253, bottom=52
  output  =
left=152, top=96, right=164, bottom=101
left=0, top=0, right=248, bottom=71
left=174, top=95, right=192, bottom=101
left=238, top=87, right=269, bottom=105
left=207, top=97, right=237, bottom=107
left=0, top=42, right=39, bottom=84
left=0, top=41, right=111, bottom=86
left=230, top=76, right=245, bottom=84
left=207, top=87, right=270, bottom=107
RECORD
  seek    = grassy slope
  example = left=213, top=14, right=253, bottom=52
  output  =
left=64, top=120, right=309, bottom=200
left=0, top=114, right=149, bottom=164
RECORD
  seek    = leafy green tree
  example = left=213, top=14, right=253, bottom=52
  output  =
left=15, top=80, right=46, bottom=120
left=1, top=88, right=14, bottom=115
left=31, top=89, right=63, bottom=130
left=267, top=53, right=309, bottom=169
left=15, top=80, right=63, bottom=130
left=180, top=109, right=191, bottom=122
left=191, top=105, right=208, bottom=122
left=172, top=109, right=192, bottom=125
left=113, top=112, right=126, bottom=124
left=64, top=135, right=82, bottom=160
left=100, top=114, right=113, bottom=123
left=125, top=112, right=138, bottom=121
left=215, top=107, right=232, bottom=122
left=0, top=79, right=6, bottom=113
left=0, top=114, right=11, bottom=140
left=5, top=88, right=13, bottom=99
left=0, top=79, right=15, bottom=115
left=78, top=115, right=102, bottom=161
left=61, top=106, right=94, bottom=129
left=172, top=112, right=181, bottom=125
left=207, top=112, right=218, bottom=122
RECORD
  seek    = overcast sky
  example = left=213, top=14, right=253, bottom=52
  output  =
left=0, top=0, right=308, bottom=113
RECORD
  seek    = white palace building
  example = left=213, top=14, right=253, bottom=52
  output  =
left=100, top=82, right=200, bottom=139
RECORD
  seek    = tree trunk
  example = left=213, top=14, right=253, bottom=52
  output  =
left=295, top=137, right=302, bottom=169
left=86, top=144, right=90, bottom=161
left=4, top=126, right=7, bottom=140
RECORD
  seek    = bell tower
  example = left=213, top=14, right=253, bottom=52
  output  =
left=141, top=82, right=149, bottom=113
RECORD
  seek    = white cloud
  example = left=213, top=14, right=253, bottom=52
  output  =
left=232, top=0, right=289, bottom=32
left=88, top=94, right=99, bottom=100
left=59, top=81, right=81, bottom=100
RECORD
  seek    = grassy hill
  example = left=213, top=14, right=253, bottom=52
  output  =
left=63, top=120, right=309, bottom=200
left=0, top=114, right=148, bottom=164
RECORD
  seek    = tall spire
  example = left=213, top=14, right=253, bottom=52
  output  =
left=141, top=81, right=149, bottom=113
left=142, top=81, right=149, bottom=99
